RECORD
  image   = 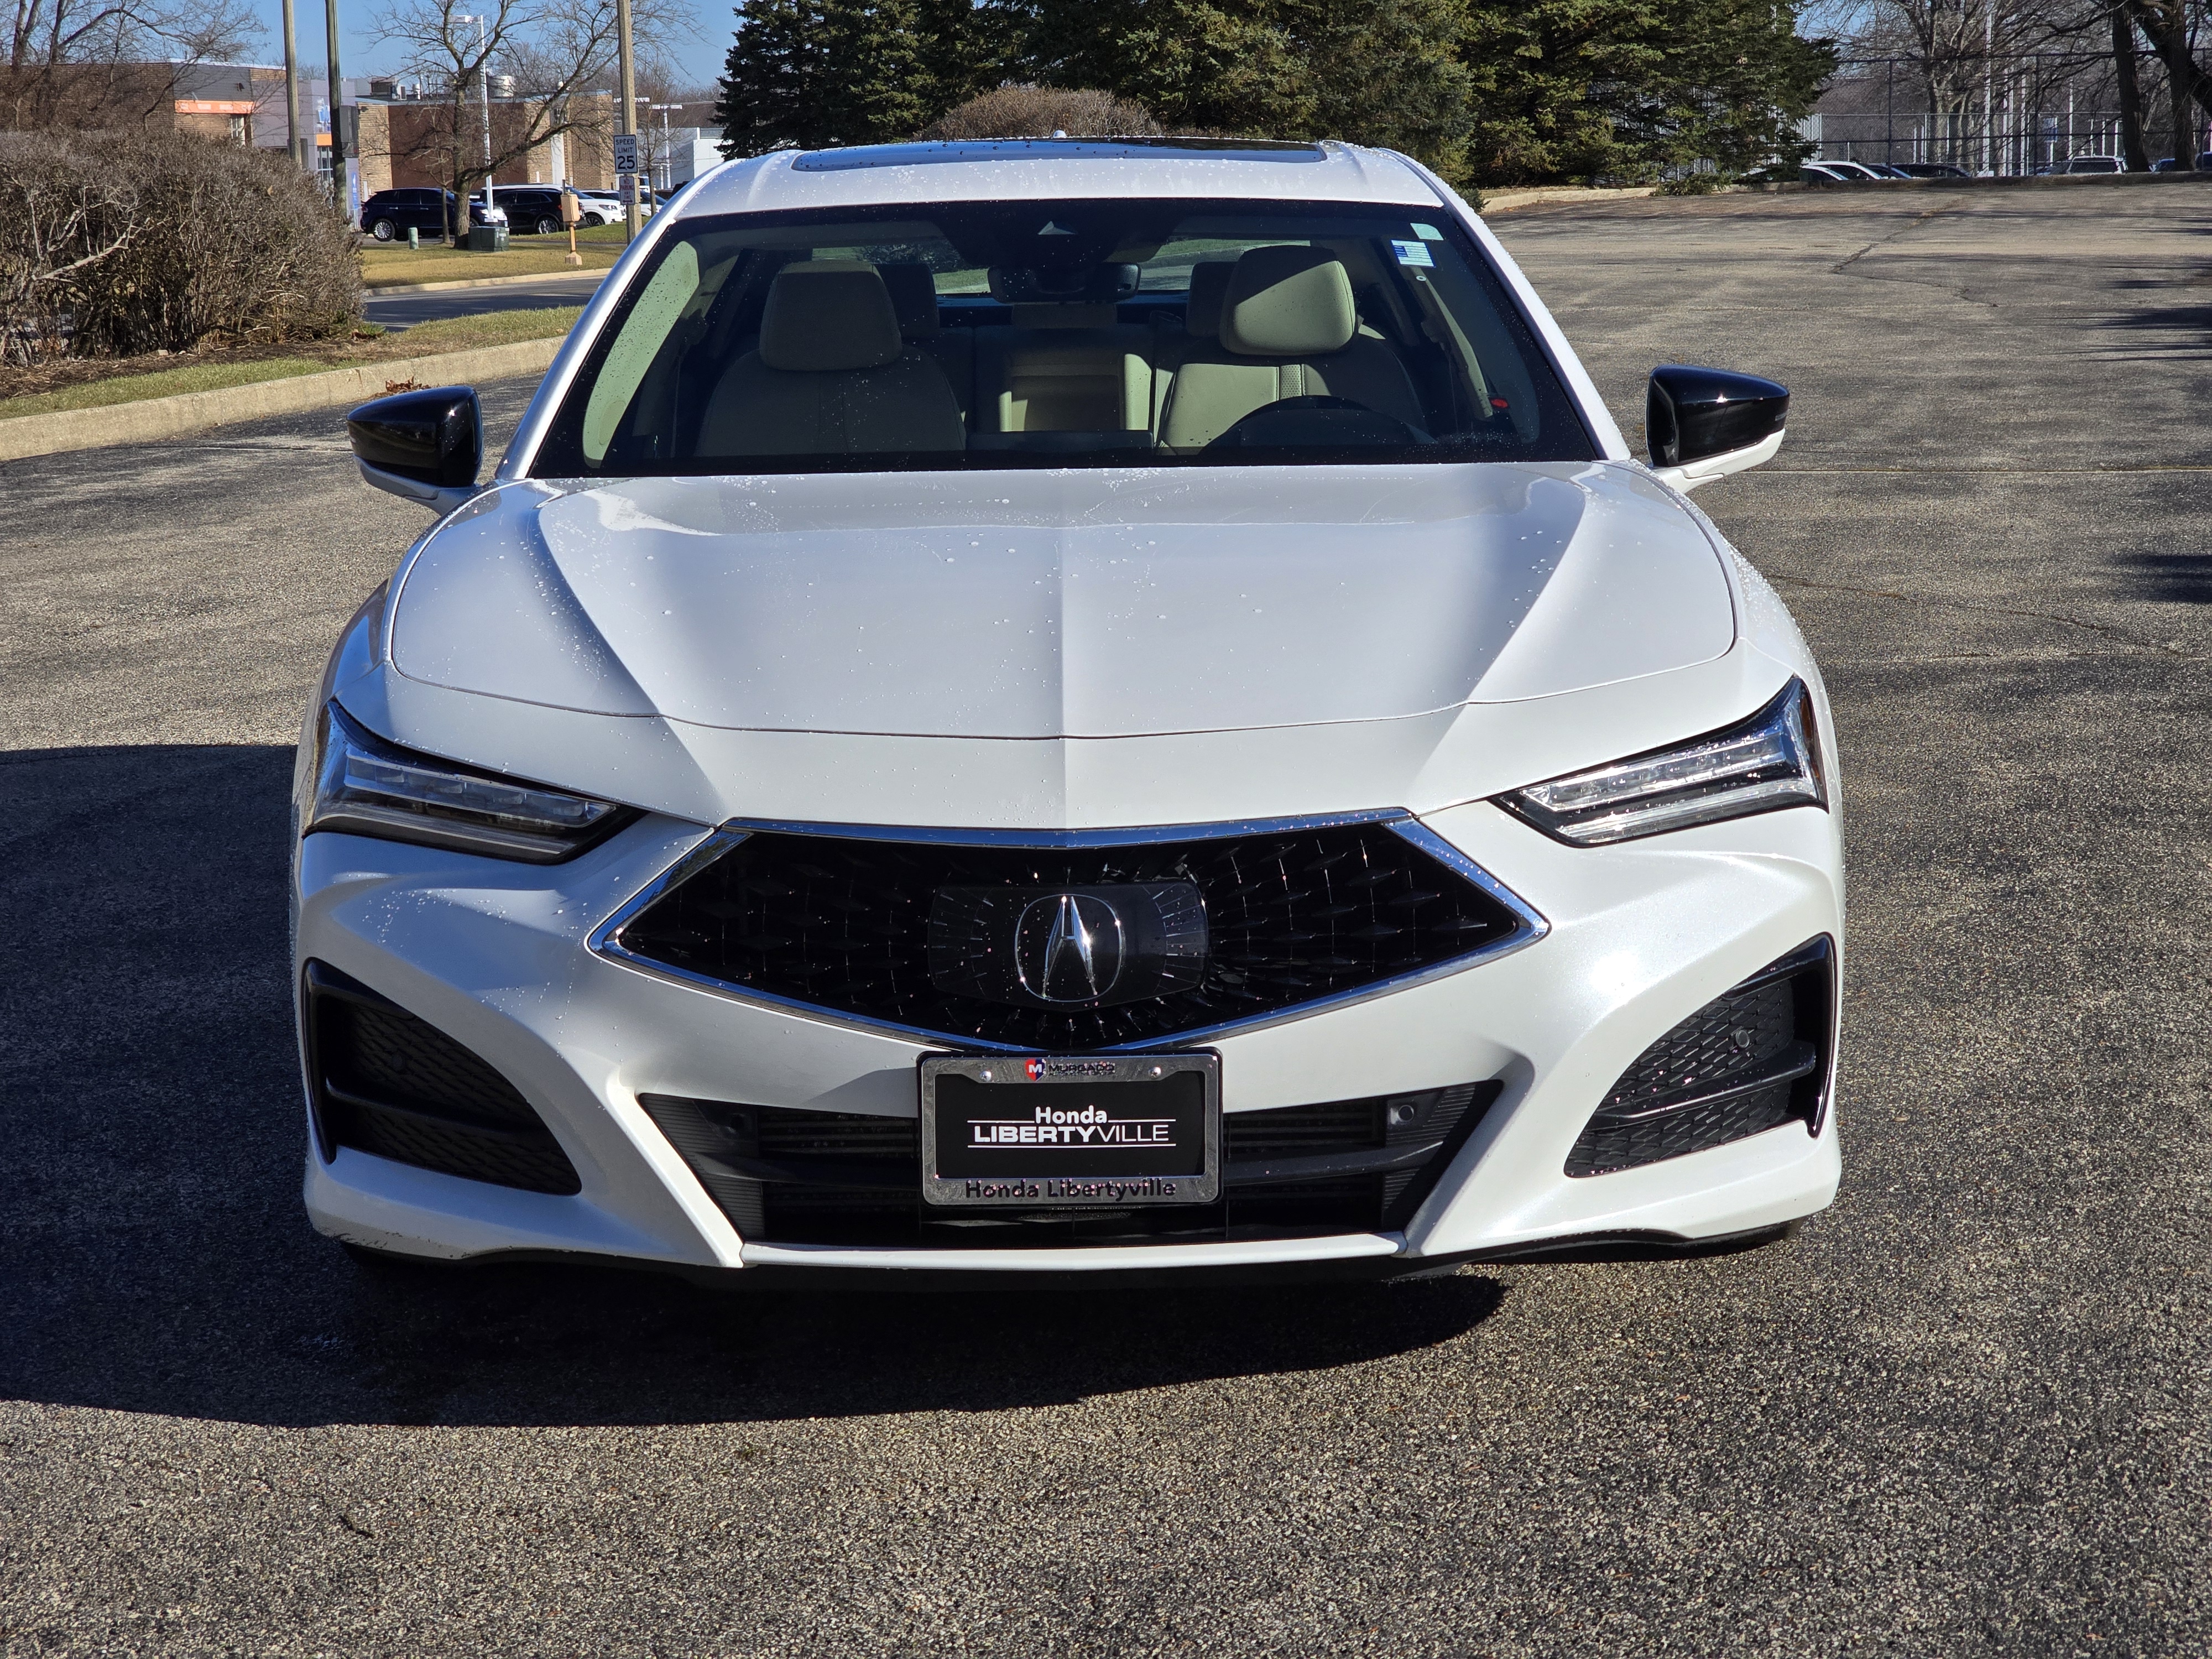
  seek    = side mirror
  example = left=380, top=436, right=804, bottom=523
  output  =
left=1646, top=365, right=1788, bottom=493
left=346, top=385, right=483, bottom=515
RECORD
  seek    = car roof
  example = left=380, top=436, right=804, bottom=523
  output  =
left=673, top=138, right=1446, bottom=221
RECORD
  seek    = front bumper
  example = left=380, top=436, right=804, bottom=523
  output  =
left=295, top=796, right=1843, bottom=1276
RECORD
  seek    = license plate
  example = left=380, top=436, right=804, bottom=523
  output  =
left=919, top=1052, right=1220, bottom=1208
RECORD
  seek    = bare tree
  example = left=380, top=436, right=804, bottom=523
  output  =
left=3, top=0, right=258, bottom=128
left=2126, top=0, right=2210, bottom=164
left=372, top=0, right=687, bottom=236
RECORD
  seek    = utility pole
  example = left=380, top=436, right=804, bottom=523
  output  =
left=325, top=0, right=346, bottom=208
left=283, top=0, right=307, bottom=172
left=617, top=0, right=638, bottom=241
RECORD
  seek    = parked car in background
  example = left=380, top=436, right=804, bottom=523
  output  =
left=474, top=188, right=570, bottom=236
left=1862, top=163, right=1916, bottom=179
left=1892, top=163, right=1971, bottom=179
left=1815, top=160, right=1888, bottom=182
left=1799, top=163, right=1848, bottom=183
left=2060, top=155, right=2125, bottom=174
left=360, top=189, right=505, bottom=242
left=576, top=188, right=659, bottom=222
left=2148, top=154, right=2212, bottom=172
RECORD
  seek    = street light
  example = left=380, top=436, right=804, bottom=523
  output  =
left=648, top=101, right=680, bottom=194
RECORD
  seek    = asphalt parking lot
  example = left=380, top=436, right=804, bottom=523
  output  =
left=3, top=185, right=2208, bottom=1656
left=363, top=268, right=605, bottom=330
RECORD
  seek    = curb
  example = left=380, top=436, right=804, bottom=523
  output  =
left=0, top=337, right=565, bottom=465
left=1482, top=185, right=1661, bottom=214
left=364, top=266, right=613, bottom=296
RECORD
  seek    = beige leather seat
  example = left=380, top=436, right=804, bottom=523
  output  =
left=1156, top=246, right=1425, bottom=450
left=1146, top=260, right=1237, bottom=431
left=877, top=260, right=974, bottom=425
left=974, top=303, right=1152, bottom=434
left=697, top=262, right=964, bottom=457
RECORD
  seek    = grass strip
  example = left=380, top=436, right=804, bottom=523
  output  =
left=0, top=307, right=583, bottom=421
left=362, top=244, right=622, bottom=287
left=0, top=357, right=336, bottom=419
left=385, top=306, right=583, bottom=352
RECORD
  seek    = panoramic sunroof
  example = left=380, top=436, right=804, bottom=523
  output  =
left=790, top=138, right=1329, bottom=173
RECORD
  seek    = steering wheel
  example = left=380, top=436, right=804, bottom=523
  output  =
left=1204, top=395, right=1429, bottom=452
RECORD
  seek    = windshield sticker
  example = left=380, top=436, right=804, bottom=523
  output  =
left=1410, top=222, right=1446, bottom=241
left=1390, top=239, right=1435, bottom=268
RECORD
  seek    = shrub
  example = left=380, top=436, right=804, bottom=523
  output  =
left=0, top=128, right=361, bottom=363
left=915, top=86, right=1161, bottom=142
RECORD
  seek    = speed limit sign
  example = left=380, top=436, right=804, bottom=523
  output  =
left=612, top=132, right=639, bottom=174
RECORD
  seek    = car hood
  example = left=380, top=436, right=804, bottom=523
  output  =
left=387, top=461, right=1734, bottom=740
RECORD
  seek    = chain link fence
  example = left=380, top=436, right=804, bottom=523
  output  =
left=1812, top=54, right=2209, bottom=174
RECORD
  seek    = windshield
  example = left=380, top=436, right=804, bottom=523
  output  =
left=530, top=198, right=1595, bottom=476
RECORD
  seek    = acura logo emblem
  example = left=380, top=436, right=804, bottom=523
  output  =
left=1015, top=893, right=1125, bottom=1004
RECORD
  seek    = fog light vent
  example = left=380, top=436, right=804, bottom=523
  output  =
left=1566, top=937, right=1834, bottom=1178
left=303, top=961, right=581, bottom=1195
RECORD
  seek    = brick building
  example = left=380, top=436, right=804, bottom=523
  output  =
left=353, top=91, right=618, bottom=195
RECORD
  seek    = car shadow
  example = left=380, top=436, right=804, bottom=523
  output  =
left=2097, top=301, right=2212, bottom=358
left=2116, top=546, right=2212, bottom=606
left=0, top=743, right=1506, bottom=1430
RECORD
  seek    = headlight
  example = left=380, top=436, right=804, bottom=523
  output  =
left=306, top=702, right=631, bottom=863
left=1496, top=680, right=1827, bottom=846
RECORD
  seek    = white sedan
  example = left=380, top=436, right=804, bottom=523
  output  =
left=308, top=137, right=1841, bottom=1282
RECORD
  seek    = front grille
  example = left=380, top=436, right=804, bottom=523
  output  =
left=612, top=822, right=1526, bottom=1049
left=1565, top=937, right=1834, bottom=1178
left=639, top=1081, right=1501, bottom=1247
left=304, top=961, right=581, bottom=1195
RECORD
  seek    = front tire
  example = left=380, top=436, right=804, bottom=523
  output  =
left=371, top=218, right=397, bottom=242
left=534, top=215, right=561, bottom=236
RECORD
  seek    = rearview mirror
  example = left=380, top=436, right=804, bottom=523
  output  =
left=346, top=385, right=483, bottom=515
left=1646, top=366, right=1788, bottom=493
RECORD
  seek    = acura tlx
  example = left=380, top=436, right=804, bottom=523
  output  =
left=299, top=137, right=1841, bottom=1282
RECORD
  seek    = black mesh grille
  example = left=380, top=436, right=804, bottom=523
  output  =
left=322, top=997, right=546, bottom=1128
left=333, top=1098, right=585, bottom=1194
left=640, top=1082, right=1500, bottom=1247
left=1566, top=938, right=1833, bottom=1178
left=1566, top=1083, right=1802, bottom=1180
left=305, top=962, right=581, bottom=1196
left=614, top=823, right=1524, bottom=1049
left=1599, top=979, right=1796, bottom=1114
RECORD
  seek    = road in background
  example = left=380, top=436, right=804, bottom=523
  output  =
left=1, top=189, right=2206, bottom=1656
left=363, top=269, right=606, bottom=330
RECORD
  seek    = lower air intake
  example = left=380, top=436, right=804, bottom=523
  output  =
left=303, top=961, right=581, bottom=1195
left=1566, top=936, right=1834, bottom=1178
left=640, top=1081, right=1503, bottom=1248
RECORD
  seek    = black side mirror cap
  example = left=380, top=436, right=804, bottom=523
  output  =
left=346, top=386, right=483, bottom=514
left=1647, top=366, right=1790, bottom=482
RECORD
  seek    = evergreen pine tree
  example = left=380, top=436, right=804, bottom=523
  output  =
left=717, top=0, right=826, bottom=154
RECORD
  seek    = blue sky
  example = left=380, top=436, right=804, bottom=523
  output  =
left=237, top=0, right=720, bottom=85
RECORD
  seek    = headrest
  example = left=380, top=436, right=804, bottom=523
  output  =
left=876, top=261, right=940, bottom=338
left=1221, top=246, right=1356, bottom=358
left=759, top=261, right=902, bottom=372
left=1184, top=260, right=1235, bottom=338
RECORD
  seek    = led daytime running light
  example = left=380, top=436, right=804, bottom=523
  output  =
left=308, top=703, right=629, bottom=863
left=1498, top=681, right=1825, bottom=847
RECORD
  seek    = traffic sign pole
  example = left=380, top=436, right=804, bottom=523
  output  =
left=616, top=0, right=638, bottom=243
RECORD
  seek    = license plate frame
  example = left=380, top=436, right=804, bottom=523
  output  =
left=918, top=1052, right=1221, bottom=1208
